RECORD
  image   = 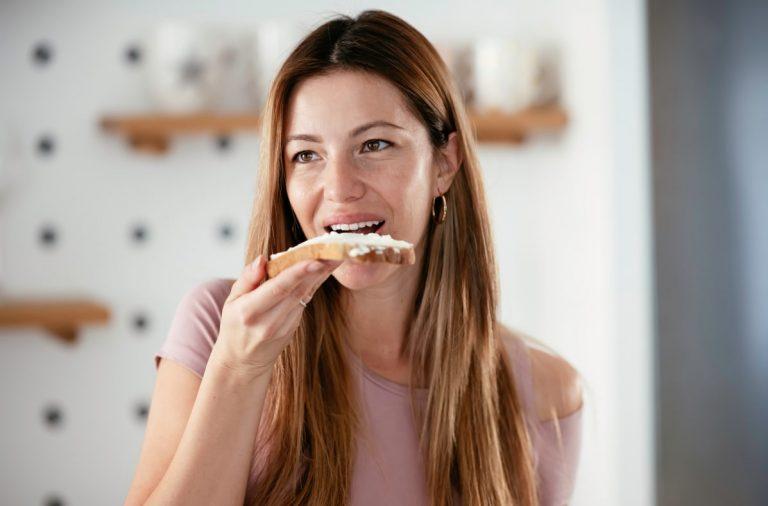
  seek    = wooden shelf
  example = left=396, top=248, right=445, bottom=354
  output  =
left=470, top=105, right=568, bottom=143
left=100, top=113, right=261, bottom=154
left=100, top=104, right=567, bottom=154
left=0, top=298, right=111, bottom=344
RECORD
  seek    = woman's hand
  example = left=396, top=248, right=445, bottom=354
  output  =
left=209, top=255, right=341, bottom=380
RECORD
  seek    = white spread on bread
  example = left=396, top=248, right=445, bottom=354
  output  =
left=269, top=231, right=413, bottom=260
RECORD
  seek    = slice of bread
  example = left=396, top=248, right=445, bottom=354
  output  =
left=266, top=232, right=415, bottom=278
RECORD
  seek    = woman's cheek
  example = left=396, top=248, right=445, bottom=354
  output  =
left=292, top=185, right=315, bottom=213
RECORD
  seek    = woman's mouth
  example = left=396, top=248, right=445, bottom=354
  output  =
left=324, top=221, right=385, bottom=235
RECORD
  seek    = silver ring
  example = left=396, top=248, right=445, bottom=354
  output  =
left=299, top=295, right=311, bottom=307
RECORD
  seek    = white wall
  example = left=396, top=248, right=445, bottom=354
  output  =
left=0, top=1, right=653, bottom=504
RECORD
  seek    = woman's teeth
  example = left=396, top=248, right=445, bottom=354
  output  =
left=329, top=220, right=383, bottom=232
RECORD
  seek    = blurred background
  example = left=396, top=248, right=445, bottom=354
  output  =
left=0, top=0, right=764, bottom=505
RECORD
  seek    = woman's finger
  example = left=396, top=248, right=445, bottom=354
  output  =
left=272, top=303, right=305, bottom=341
left=226, top=255, right=267, bottom=303
left=297, top=262, right=339, bottom=302
left=240, top=258, right=320, bottom=309
left=241, top=259, right=338, bottom=315
left=269, top=262, right=339, bottom=341
left=253, top=259, right=341, bottom=334
left=242, top=276, right=320, bottom=350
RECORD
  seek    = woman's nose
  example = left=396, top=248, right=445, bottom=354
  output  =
left=323, top=156, right=364, bottom=202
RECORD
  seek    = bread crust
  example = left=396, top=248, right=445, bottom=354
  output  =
left=266, top=240, right=415, bottom=278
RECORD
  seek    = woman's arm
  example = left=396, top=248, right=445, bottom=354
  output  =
left=127, top=257, right=338, bottom=505
left=127, top=355, right=272, bottom=506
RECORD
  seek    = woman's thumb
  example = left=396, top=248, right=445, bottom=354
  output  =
left=227, top=255, right=266, bottom=302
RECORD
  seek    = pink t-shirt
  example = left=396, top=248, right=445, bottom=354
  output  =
left=154, top=278, right=583, bottom=505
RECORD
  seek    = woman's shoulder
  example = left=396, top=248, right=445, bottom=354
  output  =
left=496, top=323, right=584, bottom=423
left=176, top=277, right=237, bottom=329
left=192, top=277, right=236, bottom=299
left=180, top=277, right=237, bottom=311
left=154, top=278, right=238, bottom=378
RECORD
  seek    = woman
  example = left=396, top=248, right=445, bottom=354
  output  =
left=126, top=9, right=583, bottom=506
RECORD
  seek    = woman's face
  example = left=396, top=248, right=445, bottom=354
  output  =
left=283, top=70, right=449, bottom=290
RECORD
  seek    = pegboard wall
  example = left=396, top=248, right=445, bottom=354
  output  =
left=0, top=7, right=261, bottom=506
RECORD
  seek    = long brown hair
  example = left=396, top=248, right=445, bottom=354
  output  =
left=243, top=9, right=539, bottom=505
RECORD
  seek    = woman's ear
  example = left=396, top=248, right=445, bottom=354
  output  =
left=436, top=131, right=462, bottom=197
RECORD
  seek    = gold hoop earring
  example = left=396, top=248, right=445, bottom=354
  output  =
left=432, top=193, right=447, bottom=224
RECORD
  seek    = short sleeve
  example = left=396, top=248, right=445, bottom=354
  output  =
left=534, top=405, right=584, bottom=505
left=500, top=328, right=584, bottom=505
left=154, top=278, right=236, bottom=379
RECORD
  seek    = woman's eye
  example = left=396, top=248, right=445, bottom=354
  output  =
left=362, top=139, right=392, bottom=152
left=292, top=140, right=392, bottom=164
left=292, top=151, right=317, bottom=163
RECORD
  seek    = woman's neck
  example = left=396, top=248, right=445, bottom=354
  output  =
left=341, top=264, right=420, bottom=370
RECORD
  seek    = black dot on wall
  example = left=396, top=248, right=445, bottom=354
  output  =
left=218, top=222, right=235, bottom=241
left=221, top=47, right=238, bottom=66
left=135, top=401, right=149, bottom=421
left=132, top=312, right=149, bottom=332
left=37, top=135, right=55, bottom=156
left=124, top=44, right=142, bottom=65
left=39, top=224, right=58, bottom=247
left=215, top=134, right=232, bottom=151
left=32, top=41, right=53, bottom=66
left=42, top=404, right=64, bottom=429
left=130, top=223, right=149, bottom=243
left=43, top=494, right=66, bottom=506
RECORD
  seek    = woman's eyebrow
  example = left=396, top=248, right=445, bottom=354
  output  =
left=285, top=120, right=405, bottom=144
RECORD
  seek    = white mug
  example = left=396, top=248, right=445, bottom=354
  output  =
left=472, top=37, right=545, bottom=113
left=250, top=19, right=305, bottom=111
left=143, top=20, right=222, bottom=113
left=205, top=24, right=260, bottom=112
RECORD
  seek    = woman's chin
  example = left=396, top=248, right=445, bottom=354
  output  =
left=331, top=261, right=393, bottom=289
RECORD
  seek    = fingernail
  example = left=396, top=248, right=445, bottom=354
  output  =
left=307, top=261, right=323, bottom=273
left=251, top=255, right=262, bottom=269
